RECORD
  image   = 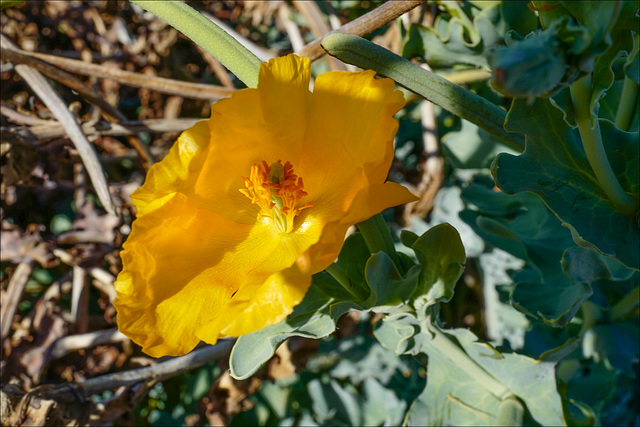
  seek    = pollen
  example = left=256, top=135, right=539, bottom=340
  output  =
left=239, top=160, right=313, bottom=233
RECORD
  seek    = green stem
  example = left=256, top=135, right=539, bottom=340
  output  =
left=578, top=301, right=600, bottom=337
left=130, top=0, right=260, bottom=88
left=325, top=262, right=370, bottom=301
left=610, top=286, right=640, bottom=322
left=321, top=33, right=525, bottom=152
left=427, top=322, right=511, bottom=400
left=570, top=74, right=638, bottom=216
left=614, top=75, right=639, bottom=131
left=357, top=213, right=402, bottom=271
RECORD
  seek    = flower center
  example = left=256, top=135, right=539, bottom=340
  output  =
left=239, top=160, right=313, bottom=233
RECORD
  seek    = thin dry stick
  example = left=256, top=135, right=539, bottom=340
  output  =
left=79, top=340, right=235, bottom=395
left=2, top=35, right=116, bottom=215
left=279, top=3, right=305, bottom=52
left=51, top=328, right=129, bottom=359
left=2, top=47, right=126, bottom=123
left=71, top=265, right=89, bottom=333
left=2, top=44, right=155, bottom=169
left=53, top=248, right=117, bottom=303
left=20, top=50, right=235, bottom=100
left=0, top=258, right=34, bottom=339
left=297, top=0, right=425, bottom=60
left=7, top=118, right=201, bottom=141
left=0, top=105, right=57, bottom=126
left=292, top=0, right=346, bottom=71
left=405, top=72, right=445, bottom=221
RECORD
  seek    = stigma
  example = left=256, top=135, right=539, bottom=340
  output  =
left=239, top=160, right=313, bottom=233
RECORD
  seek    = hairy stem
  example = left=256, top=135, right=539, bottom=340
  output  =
left=321, top=33, right=525, bottom=152
left=570, top=74, right=638, bottom=216
left=130, top=0, right=261, bottom=88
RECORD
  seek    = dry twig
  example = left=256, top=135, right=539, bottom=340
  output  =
left=51, top=328, right=129, bottom=359
left=1, top=34, right=116, bottom=215
left=80, top=340, right=235, bottom=395
left=53, top=248, right=117, bottom=303
left=297, top=1, right=425, bottom=60
left=0, top=258, right=34, bottom=339
left=3, top=117, right=201, bottom=141
left=16, top=49, right=236, bottom=100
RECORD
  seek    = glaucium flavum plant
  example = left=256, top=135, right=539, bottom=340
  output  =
left=114, top=54, right=417, bottom=357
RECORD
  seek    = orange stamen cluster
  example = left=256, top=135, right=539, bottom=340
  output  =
left=240, top=160, right=313, bottom=233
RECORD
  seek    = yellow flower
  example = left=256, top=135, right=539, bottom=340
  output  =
left=114, top=54, right=417, bottom=357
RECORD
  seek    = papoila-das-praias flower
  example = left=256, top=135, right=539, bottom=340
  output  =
left=114, top=54, right=417, bottom=357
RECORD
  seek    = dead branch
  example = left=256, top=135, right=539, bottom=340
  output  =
left=297, top=1, right=425, bottom=60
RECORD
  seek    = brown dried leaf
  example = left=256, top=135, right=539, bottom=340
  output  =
left=56, top=202, right=120, bottom=245
left=0, top=224, right=55, bottom=267
left=18, top=300, right=67, bottom=384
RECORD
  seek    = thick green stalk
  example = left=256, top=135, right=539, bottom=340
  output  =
left=325, top=262, right=370, bottom=301
left=570, top=74, right=638, bottom=216
left=321, top=33, right=525, bottom=152
left=130, top=0, right=260, bottom=88
left=614, top=75, right=639, bottom=131
left=357, top=214, right=402, bottom=271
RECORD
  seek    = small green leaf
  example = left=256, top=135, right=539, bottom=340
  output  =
left=374, top=313, right=426, bottom=356
left=365, top=252, right=417, bottom=310
left=337, top=233, right=372, bottom=294
left=408, top=223, right=466, bottom=305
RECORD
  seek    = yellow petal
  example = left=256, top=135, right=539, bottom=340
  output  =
left=300, top=70, right=405, bottom=200
left=115, top=192, right=244, bottom=356
left=115, top=191, right=321, bottom=356
left=131, top=119, right=211, bottom=216
left=197, top=263, right=311, bottom=341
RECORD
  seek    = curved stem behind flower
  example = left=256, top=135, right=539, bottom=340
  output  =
left=614, top=75, right=639, bottom=132
left=321, top=33, right=525, bottom=152
left=130, top=0, right=261, bottom=88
